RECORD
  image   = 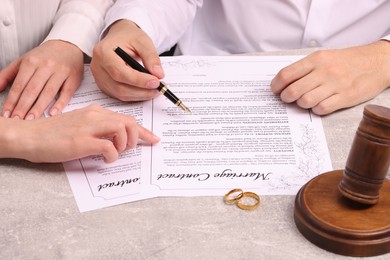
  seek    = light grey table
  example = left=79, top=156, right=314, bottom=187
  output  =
left=1, top=51, right=389, bottom=260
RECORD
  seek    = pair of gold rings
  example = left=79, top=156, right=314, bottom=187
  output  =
left=223, top=188, right=260, bottom=210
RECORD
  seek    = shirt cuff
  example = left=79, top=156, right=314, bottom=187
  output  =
left=43, top=3, right=107, bottom=57
left=103, top=6, right=157, bottom=47
left=381, top=35, right=390, bottom=42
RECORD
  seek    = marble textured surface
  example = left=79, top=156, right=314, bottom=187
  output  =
left=1, top=51, right=389, bottom=260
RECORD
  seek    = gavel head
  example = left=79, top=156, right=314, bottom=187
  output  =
left=339, top=105, right=390, bottom=205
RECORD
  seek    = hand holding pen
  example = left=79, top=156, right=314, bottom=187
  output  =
left=114, top=47, right=191, bottom=112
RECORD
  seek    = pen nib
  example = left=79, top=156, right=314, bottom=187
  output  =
left=179, top=102, right=191, bottom=113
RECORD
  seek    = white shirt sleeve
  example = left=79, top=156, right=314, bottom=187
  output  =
left=44, top=0, right=114, bottom=57
left=103, top=1, right=390, bottom=55
left=104, top=0, right=202, bottom=54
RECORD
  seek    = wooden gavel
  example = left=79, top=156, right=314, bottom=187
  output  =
left=294, top=104, right=390, bottom=257
left=339, top=104, right=390, bottom=205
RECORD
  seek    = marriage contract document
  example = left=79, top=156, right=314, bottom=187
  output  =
left=61, top=55, right=332, bottom=212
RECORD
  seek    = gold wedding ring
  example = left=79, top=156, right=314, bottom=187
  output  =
left=236, top=192, right=260, bottom=211
left=223, top=188, right=244, bottom=204
left=224, top=189, right=260, bottom=210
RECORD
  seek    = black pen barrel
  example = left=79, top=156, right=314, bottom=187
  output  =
left=158, top=83, right=180, bottom=104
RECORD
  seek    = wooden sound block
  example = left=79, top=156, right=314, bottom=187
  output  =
left=294, top=170, right=390, bottom=257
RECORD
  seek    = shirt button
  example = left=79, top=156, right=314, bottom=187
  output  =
left=2, top=17, right=12, bottom=26
left=308, top=40, right=318, bottom=47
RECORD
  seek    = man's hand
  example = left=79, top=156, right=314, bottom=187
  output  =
left=271, top=41, right=390, bottom=115
left=91, top=19, right=164, bottom=101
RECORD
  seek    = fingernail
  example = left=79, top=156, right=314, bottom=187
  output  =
left=3, top=110, right=10, bottom=118
left=25, top=114, right=35, bottom=120
left=152, top=134, right=160, bottom=143
left=50, top=108, right=58, bottom=116
left=146, top=79, right=160, bottom=89
left=13, top=115, right=20, bottom=120
left=153, top=65, right=165, bottom=78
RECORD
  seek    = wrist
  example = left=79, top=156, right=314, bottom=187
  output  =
left=0, top=118, right=22, bottom=159
left=105, top=19, right=140, bottom=38
left=0, top=118, right=38, bottom=161
left=377, top=40, right=390, bottom=87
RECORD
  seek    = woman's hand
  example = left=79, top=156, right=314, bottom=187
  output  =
left=1, top=104, right=160, bottom=163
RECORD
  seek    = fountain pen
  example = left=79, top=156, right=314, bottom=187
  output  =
left=114, top=47, right=191, bottom=112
